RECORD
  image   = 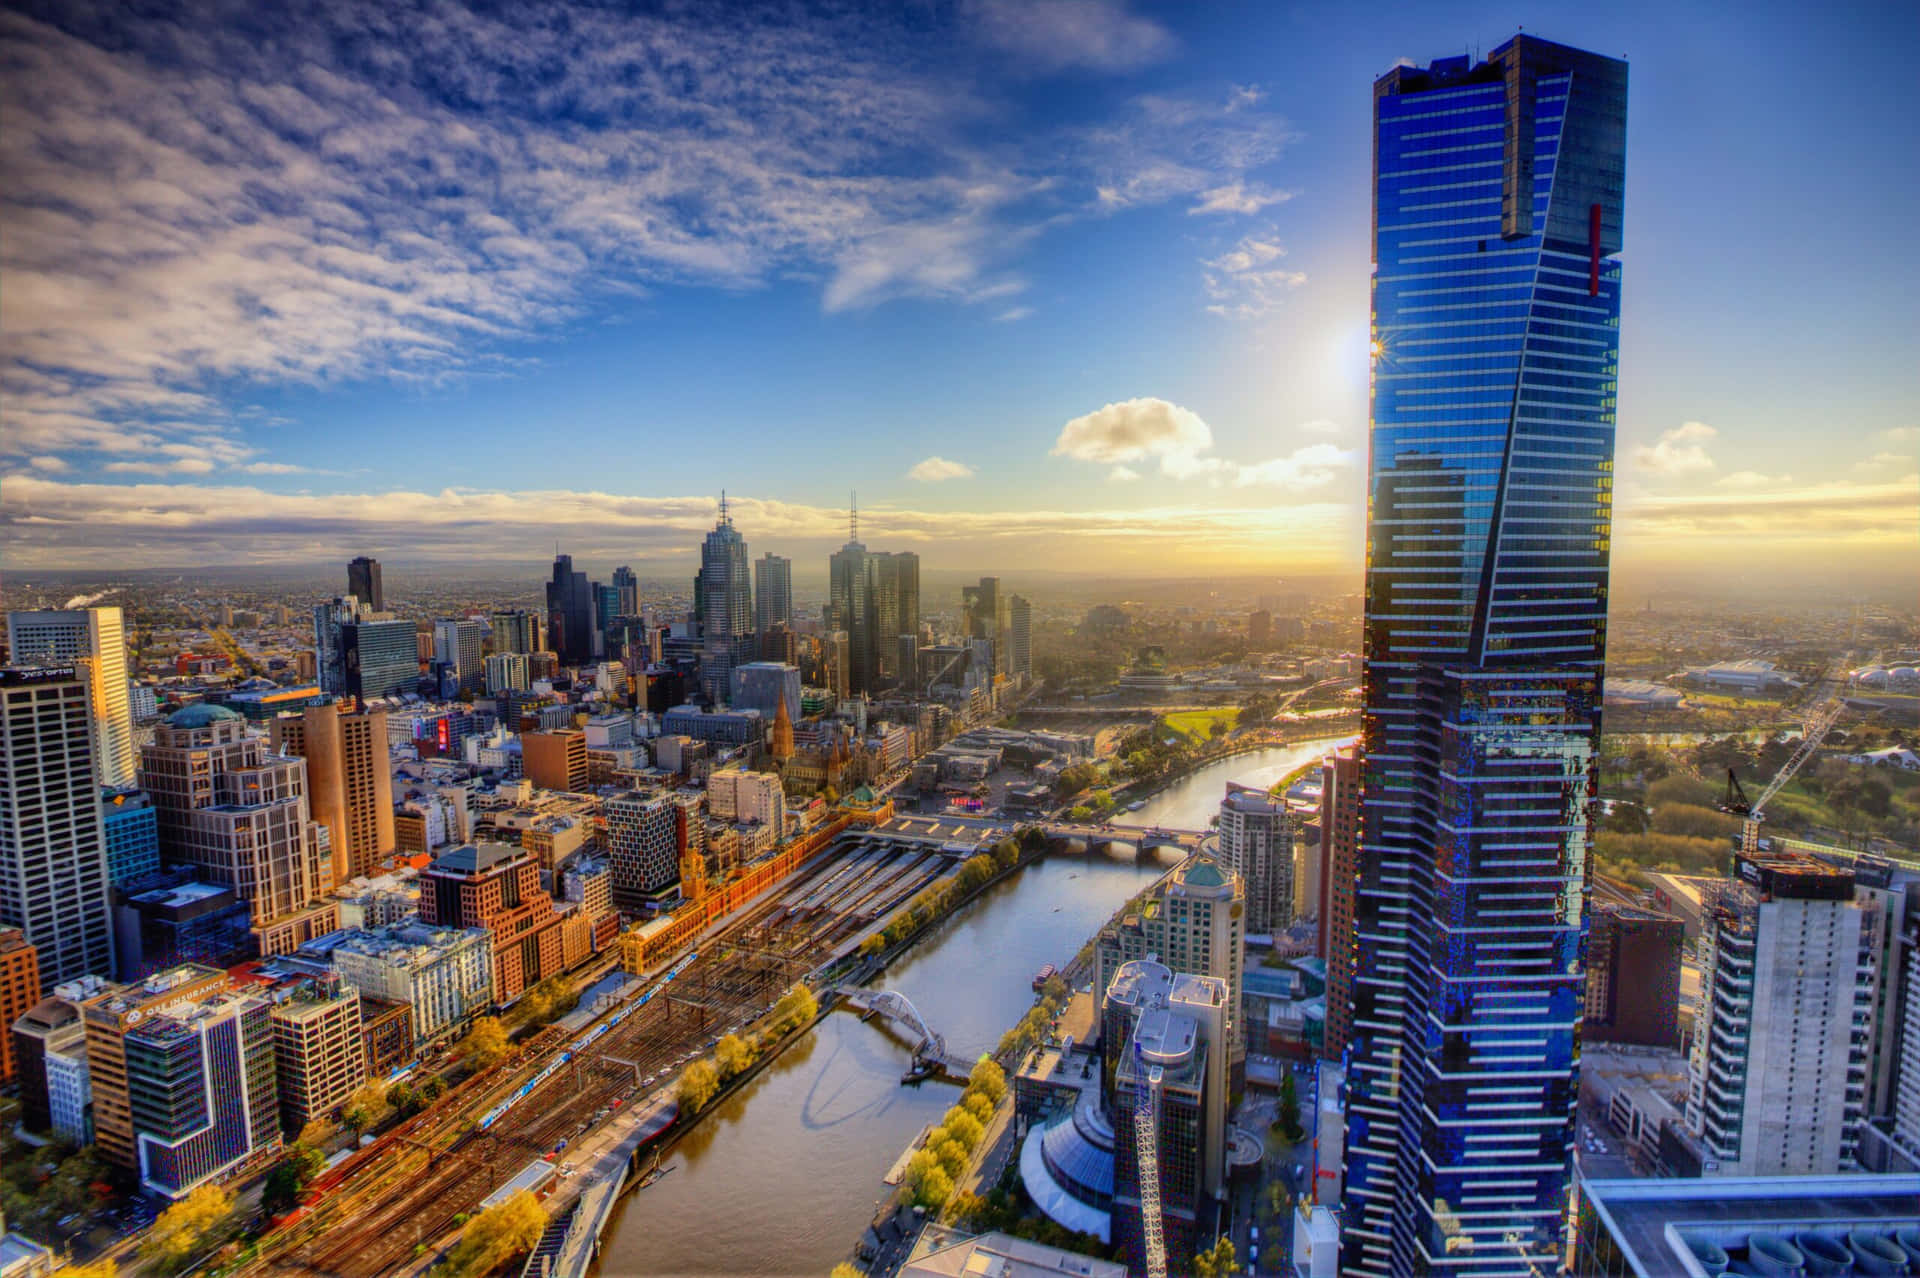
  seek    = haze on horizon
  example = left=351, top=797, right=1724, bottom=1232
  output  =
left=2, top=0, right=1914, bottom=591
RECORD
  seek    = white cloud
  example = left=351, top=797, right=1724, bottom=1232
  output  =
left=1634, top=421, right=1718, bottom=475
left=907, top=456, right=976, bottom=482
left=1713, top=470, right=1791, bottom=488
left=1189, top=183, right=1292, bottom=216
left=1881, top=426, right=1919, bottom=443
left=1854, top=451, right=1914, bottom=472
left=965, top=0, right=1174, bottom=72
left=1202, top=234, right=1306, bottom=318
left=1232, top=444, right=1359, bottom=490
left=1108, top=465, right=1142, bottom=481
left=1299, top=419, right=1344, bottom=434
left=27, top=456, right=67, bottom=472
left=1053, top=398, right=1356, bottom=490
left=994, top=306, right=1035, bottom=323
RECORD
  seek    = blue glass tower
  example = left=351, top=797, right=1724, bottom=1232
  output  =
left=102, top=787, right=161, bottom=885
left=1341, top=36, right=1625, bottom=1276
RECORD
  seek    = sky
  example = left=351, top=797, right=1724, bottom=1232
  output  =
left=2, top=0, right=1915, bottom=591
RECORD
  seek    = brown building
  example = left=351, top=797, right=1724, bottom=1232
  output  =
left=394, top=809, right=430, bottom=856
left=81, top=964, right=230, bottom=1170
left=522, top=729, right=588, bottom=793
left=1318, top=743, right=1360, bottom=1062
left=12, top=994, right=87, bottom=1141
left=140, top=703, right=335, bottom=955
left=417, top=842, right=566, bottom=1005
left=268, top=974, right=367, bottom=1135
left=0, top=928, right=41, bottom=1083
left=1585, top=901, right=1685, bottom=1048
left=359, top=997, right=412, bottom=1077
left=276, top=701, right=395, bottom=883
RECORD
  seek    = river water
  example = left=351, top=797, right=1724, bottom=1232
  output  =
left=596, top=736, right=1353, bottom=1277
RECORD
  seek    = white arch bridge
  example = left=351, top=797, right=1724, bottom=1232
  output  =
left=827, top=986, right=973, bottom=1077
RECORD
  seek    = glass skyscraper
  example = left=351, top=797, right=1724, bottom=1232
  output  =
left=1341, top=35, right=1625, bottom=1276
left=697, top=498, right=753, bottom=706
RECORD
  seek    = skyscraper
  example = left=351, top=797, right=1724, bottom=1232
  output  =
left=433, top=618, right=483, bottom=693
left=1008, top=594, right=1032, bottom=681
left=962, top=577, right=1009, bottom=677
left=0, top=666, right=114, bottom=989
left=612, top=565, right=640, bottom=619
left=347, top=556, right=384, bottom=612
left=488, top=609, right=540, bottom=656
left=1217, top=782, right=1294, bottom=935
left=545, top=553, right=595, bottom=666
left=275, top=701, right=395, bottom=885
left=7, top=606, right=135, bottom=788
left=754, top=553, right=792, bottom=638
left=826, top=513, right=919, bottom=698
left=314, top=598, right=417, bottom=702
left=1342, top=36, right=1625, bottom=1275
left=697, top=497, right=753, bottom=705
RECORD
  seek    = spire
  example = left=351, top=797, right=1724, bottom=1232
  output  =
left=850, top=490, right=858, bottom=544
left=719, top=490, right=730, bottom=527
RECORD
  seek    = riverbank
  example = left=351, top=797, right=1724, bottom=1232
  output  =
left=1105, top=717, right=1359, bottom=813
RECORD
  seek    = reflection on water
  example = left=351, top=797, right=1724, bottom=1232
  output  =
left=596, top=737, right=1351, bottom=1277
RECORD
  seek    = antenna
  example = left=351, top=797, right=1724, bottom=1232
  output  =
left=719, top=490, right=729, bottom=526
left=850, top=490, right=858, bottom=544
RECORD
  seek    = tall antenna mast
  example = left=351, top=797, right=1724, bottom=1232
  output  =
left=850, top=490, right=858, bottom=544
left=719, top=489, right=729, bottom=526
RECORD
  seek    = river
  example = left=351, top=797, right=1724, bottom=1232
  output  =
left=596, top=736, right=1353, bottom=1277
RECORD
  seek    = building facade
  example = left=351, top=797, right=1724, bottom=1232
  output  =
left=697, top=502, right=753, bottom=706
left=730, top=661, right=802, bottom=724
left=275, top=700, right=395, bottom=885
left=753, top=553, right=792, bottom=638
left=1318, top=744, right=1360, bottom=1063
left=433, top=619, right=483, bottom=693
left=604, top=792, right=684, bottom=910
left=417, top=842, right=565, bottom=1005
left=0, top=929, right=39, bottom=1083
left=12, top=994, right=91, bottom=1143
left=0, top=666, right=115, bottom=989
left=102, top=787, right=161, bottom=886
left=1008, top=594, right=1033, bottom=681
left=81, top=964, right=232, bottom=1171
left=6, top=606, right=135, bottom=788
left=1585, top=902, right=1684, bottom=1049
left=121, top=985, right=280, bottom=1197
left=1217, top=783, right=1294, bottom=935
left=267, top=973, right=366, bottom=1135
left=1342, top=36, right=1626, bottom=1275
left=347, top=556, right=383, bottom=612
left=488, top=610, right=539, bottom=656
left=545, top=554, right=596, bottom=667
left=320, top=923, right=493, bottom=1051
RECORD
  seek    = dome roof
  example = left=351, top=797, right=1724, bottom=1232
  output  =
left=167, top=702, right=243, bottom=728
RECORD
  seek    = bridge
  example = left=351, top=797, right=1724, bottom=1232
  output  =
left=878, top=812, right=1210, bottom=856
left=828, top=986, right=974, bottom=1077
left=1040, top=823, right=1210, bottom=853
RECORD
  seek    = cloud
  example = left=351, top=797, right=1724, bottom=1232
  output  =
left=1189, top=183, right=1293, bottom=216
left=1855, top=451, right=1915, bottom=472
left=994, top=306, right=1035, bottom=323
left=28, top=456, right=68, bottom=472
left=1619, top=474, right=1919, bottom=548
left=1713, top=470, right=1791, bottom=488
left=965, top=0, right=1174, bottom=72
left=1881, top=426, right=1920, bottom=443
left=1053, top=397, right=1356, bottom=490
left=1299, top=419, right=1344, bottom=434
left=1633, top=421, right=1718, bottom=474
left=907, top=456, right=976, bottom=482
left=1202, top=234, right=1306, bottom=318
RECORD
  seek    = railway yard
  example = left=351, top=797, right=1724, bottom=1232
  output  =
left=248, top=827, right=977, bottom=1277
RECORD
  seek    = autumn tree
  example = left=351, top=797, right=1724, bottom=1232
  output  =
left=678, top=1059, right=721, bottom=1110
left=1192, top=1235, right=1237, bottom=1278
left=714, top=1033, right=756, bottom=1079
left=436, top=1190, right=546, bottom=1278
left=343, top=1080, right=390, bottom=1133
left=460, top=1017, right=510, bottom=1070
left=141, top=1183, right=235, bottom=1272
left=968, top=1057, right=1007, bottom=1104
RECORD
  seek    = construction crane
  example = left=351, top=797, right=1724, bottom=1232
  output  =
left=1721, top=674, right=1847, bottom=856
left=1130, top=1029, right=1168, bottom=1278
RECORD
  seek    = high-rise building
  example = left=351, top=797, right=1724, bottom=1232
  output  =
left=122, top=982, right=279, bottom=1197
left=827, top=539, right=920, bottom=697
left=604, top=792, right=685, bottom=910
left=81, top=963, right=232, bottom=1171
left=347, top=556, right=384, bottom=612
left=111, top=870, right=256, bottom=979
left=418, top=842, right=566, bottom=1004
left=1217, top=783, right=1294, bottom=935
left=271, top=701, right=393, bottom=887
left=0, top=928, right=40, bottom=1083
left=522, top=729, right=588, bottom=793
left=730, top=661, right=802, bottom=725
left=754, top=553, right=792, bottom=638
left=489, top=609, right=540, bottom=656
left=0, top=665, right=114, bottom=989
left=545, top=553, right=596, bottom=666
left=1585, top=901, right=1684, bottom=1049
left=144, top=704, right=336, bottom=953
left=1893, top=907, right=1920, bottom=1167
left=433, top=618, right=483, bottom=693
left=1008, top=594, right=1032, bottom=681
left=962, top=577, right=1010, bottom=678
left=1341, top=36, right=1626, bottom=1274
left=7, top=606, right=135, bottom=788
left=1685, top=853, right=1880, bottom=1177
left=268, top=972, right=366, bottom=1136
left=314, top=599, right=418, bottom=702
left=612, top=565, right=640, bottom=620
left=697, top=499, right=753, bottom=706
left=593, top=582, right=621, bottom=659
left=828, top=537, right=871, bottom=694
left=1318, top=744, right=1360, bottom=1063
left=11, top=993, right=91, bottom=1143
left=101, top=786, right=161, bottom=886
left=484, top=651, right=531, bottom=695
left=318, top=921, right=493, bottom=1052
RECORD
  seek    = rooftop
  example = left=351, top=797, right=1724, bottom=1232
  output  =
left=167, top=701, right=243, bottom=728
left=429, top=841, right=528, bottom=876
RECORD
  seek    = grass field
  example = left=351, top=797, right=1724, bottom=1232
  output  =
left=1162, top=708, right=1238, bottom=743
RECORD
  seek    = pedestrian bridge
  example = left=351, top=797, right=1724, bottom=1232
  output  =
left=828, top=986, right=974, bottom=1076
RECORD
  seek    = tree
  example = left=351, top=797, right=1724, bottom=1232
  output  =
left=1278, top=1070, right=1303, bottom=1142
left=678, top=1059, right=721, bottom=1110
left=968, top=1057, right=1007, bottom=1103
left=830, top=1266, right=864, bottom=1278
left=943, top=1109, right=985, bottom=1151
left=59, top=1262, right=116, bottom=1278
left=262, top=1161, right=307, bottom=1216
left=436, top=1190, right=546, bottom=1278
left=714, top=1033, right=756, bottom=1079
left=460, top=1017, right=510, bottom=1071
left=343, top=1080, right=390, bottom=1133
left=962, top=1092, right=994, bottom=1124
left=1192, top=1235, right=1237, bottom=1278
left=296, top=1117, right=338, bottom=1150
left=913, top=1165, right=954, bottom=1210
left=933, top=1138, right=969, bottom=1179
left=141, top=1182, right=234, bottom=1271
left=772, top=983, right=818, bottom=1032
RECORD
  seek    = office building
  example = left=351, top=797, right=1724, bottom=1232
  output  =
left=730, top=661, right=802, bottom=724
left=419, top=842, right=565, bottom=1005
left=592, top=582, right=621, bottom=659
left=1217, top=782, right=1294, bottom=935
left=314, top=599, right=418, bottom=702
left=1685, top=853, right=1880, bottom=1177
left=81, top=964, right=231, bottom=1170
left=707, top=768, right=786, bottom=838
left=1892, top=901, right=1920, bottom=1167
left=433, top=618, right=483, bottom=693
left=827, top=516, right=920, bottom=697
left=523, top=729, right=588, bottom=793
left=1586, top=902, right=1684, bottom=1049
left=489, top=609, right=539, bottom=656
left=267, top=973, right=366, bottom=1135
left=101, top=787, right=161, bottom=886
left=0, top=666, right=114, bottom=989
left=1572, top=1175, right=1920, bottom=1278
left=1008, top=594, right=1032, bottom=681
left=347, top=556, right=384, bottom=612
left=604, top=791, right=685, bottom=910
left=142, top=703, right=336, bottom=953
left=612, top=565, right=639, bottom=620
left=662, top=703, right=764, bottom=749
left=484, top=651, right=531, bottom=695
left=1104, top=960, right=1232, bottom=1268
left=112, top=871, right=255, bottom=979
left=12, top=994, right=91, bottom=1143
left=697, top=499, right=754, bottom=705
left=317, top=921, right=493, bottom=1050
left=753, top=553, right=792, bottom=638
left=274, top=701, right=395, bottom=885
left=1317, top=744, right=1359, bottom=1062
left=0, top=929, right=38, bottom=1084
left=961, top=577, right=1009, bottom=678
left=1341, top=36, right=1626, bottom=1275
left=545, top=553, right=596, bottom=666
left=7, top=606, right=135, bottom=788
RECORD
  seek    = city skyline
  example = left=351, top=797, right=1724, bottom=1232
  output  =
left=2, top=1, right=1914, bottom=587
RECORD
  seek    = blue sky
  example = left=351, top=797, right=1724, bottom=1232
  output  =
left=2, top=0, right=1914, bottom=583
